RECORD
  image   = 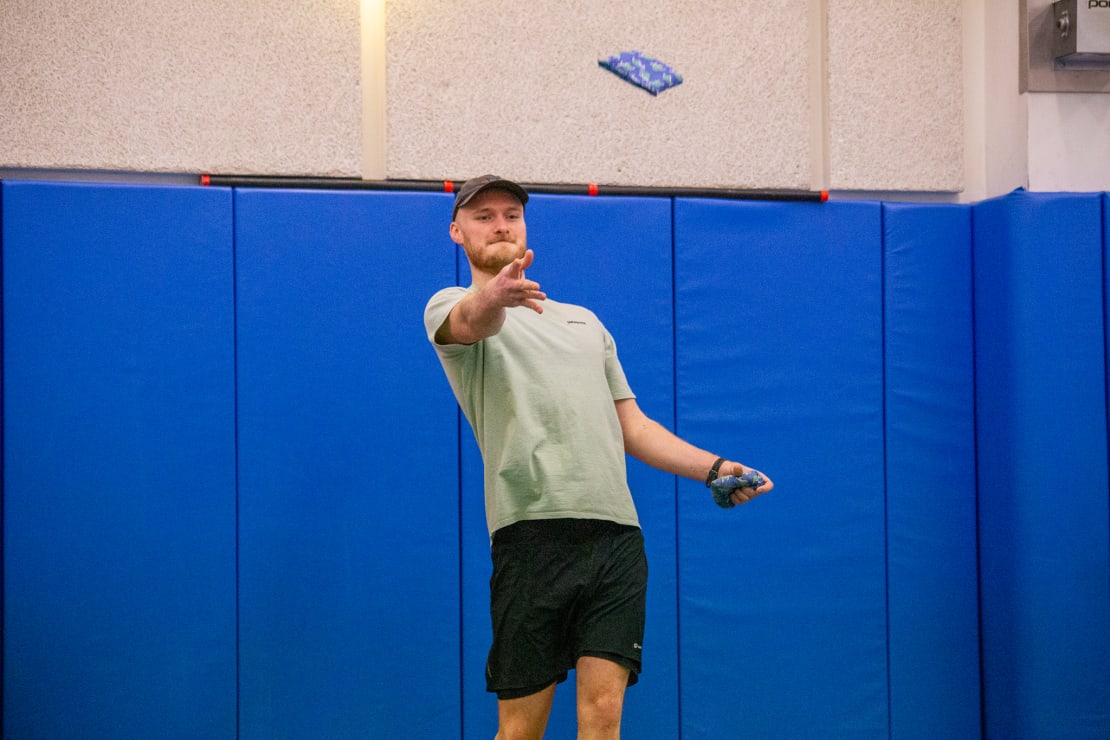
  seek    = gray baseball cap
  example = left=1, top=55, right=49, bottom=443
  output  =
left=452, top=175, right=529, bottom=219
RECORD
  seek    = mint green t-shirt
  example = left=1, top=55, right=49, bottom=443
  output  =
left=424, top=286, right=640, bottom=535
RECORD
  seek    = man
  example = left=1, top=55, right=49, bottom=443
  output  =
left=424, top=175, right=772, bottom=740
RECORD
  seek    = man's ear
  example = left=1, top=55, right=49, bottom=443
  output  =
left=449, top=221, right=463, bottom=245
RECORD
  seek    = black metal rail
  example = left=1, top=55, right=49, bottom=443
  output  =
left=200, top=175, right=828, bottom=203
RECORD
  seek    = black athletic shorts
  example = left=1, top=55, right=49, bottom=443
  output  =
left=486, top=517, right=648, bottom=700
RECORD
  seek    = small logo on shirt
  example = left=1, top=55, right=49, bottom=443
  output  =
left=566, top=320, right=587, bottom=325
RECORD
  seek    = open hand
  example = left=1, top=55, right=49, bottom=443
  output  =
left=486, top=249, right=546, bottom=314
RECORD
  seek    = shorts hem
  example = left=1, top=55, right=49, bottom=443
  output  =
left=578, top=650, right=641, bottom=687
left=491, top=673, right=567, bottom=700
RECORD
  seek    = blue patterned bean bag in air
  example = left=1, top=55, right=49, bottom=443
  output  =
left=598, top=50, right=683, bottom=95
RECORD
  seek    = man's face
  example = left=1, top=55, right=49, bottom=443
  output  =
left=450, top=188, right=527, bottom=275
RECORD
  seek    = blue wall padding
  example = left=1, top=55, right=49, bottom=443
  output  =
left=6, top=180, right=1110, bottom=738
left=2, top=181, right=237, bottom=737
left=459, top=435, right=491, bottom=739
left=674, top=199, right=888, bottom=737
left=974, top=190, right=1110, bottom=738
left=233, top=189, right=461, bottom=738
left=455, top=195, right=679, bottom=739
left=883, top=203, right=981, bottom=738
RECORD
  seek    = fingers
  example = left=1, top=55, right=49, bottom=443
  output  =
left=520, top=283, right=546, bottom=313
left=727, top=467, right=772, bottom=506
left=502, top=249, right=534, bottom=280
left=493, top=277, right=544, bottom=313
left=730, top=487, right=760, bottom=506
left=518, top=248, right=534, bottom=271
left=512, top=276, right=545, bottom=311
left=730, top=488, right=759, bottom=506
left=498, top=250, right=545, bottom=313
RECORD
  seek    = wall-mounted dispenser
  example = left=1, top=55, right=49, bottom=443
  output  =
left=1053, top=0, right=1110, bottom=67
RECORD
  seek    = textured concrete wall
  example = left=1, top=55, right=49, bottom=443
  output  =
left=1, top=0, right=972, bottom=192
left=0, top=0, right=361, bottom=176
left=826, top=0, right=964, bottom=192
left=385, top=0, right=815, bottom=190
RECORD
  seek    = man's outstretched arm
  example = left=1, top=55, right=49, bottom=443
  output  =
left=615, top=397, right=773, bottom=506
left=434, top=249, right=546, bottom=345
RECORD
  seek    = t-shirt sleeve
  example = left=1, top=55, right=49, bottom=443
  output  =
left=423, top=286, right=470, bottom=349
left=603, top=328, right=636, bottom=401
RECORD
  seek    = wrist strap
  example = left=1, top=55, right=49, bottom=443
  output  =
left=705, top=457, right=726, bottom=487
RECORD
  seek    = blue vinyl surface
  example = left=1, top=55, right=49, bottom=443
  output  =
left=3, top=180, right=1109, bottom=738
left=234, top=189, right=460, bottom=738
left=973, top=190, right=1110, bottom=738
left=883, top=203, right=980, bottom=738
left=453, top=194, right=678, bottom=739
left=2, top=181, right=237, bottom=738
left=674, top=198, right=888, bottom=738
